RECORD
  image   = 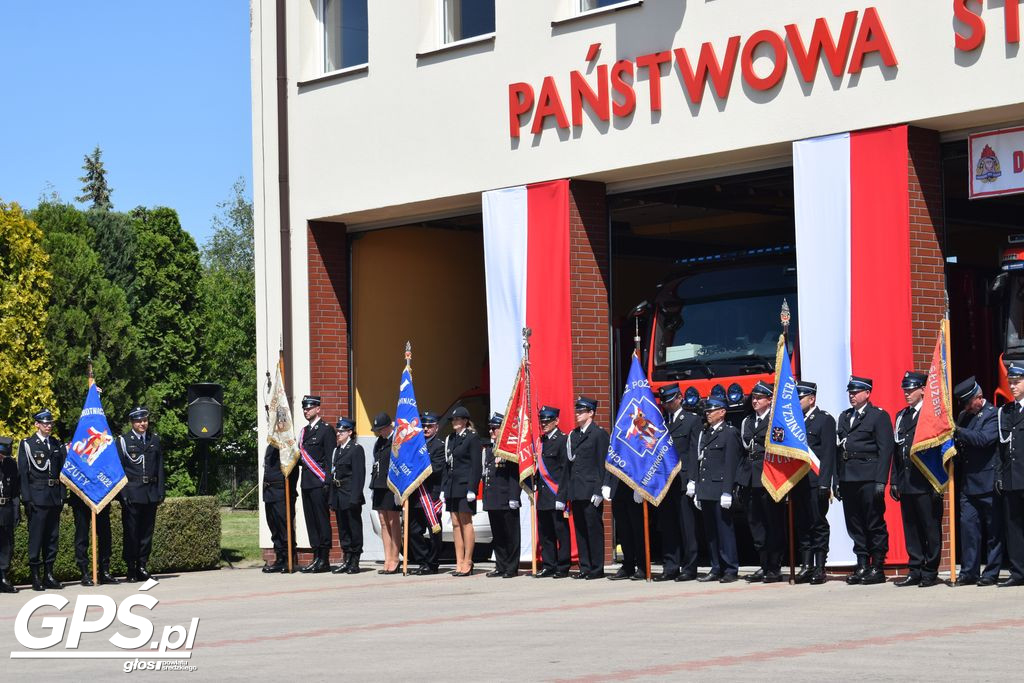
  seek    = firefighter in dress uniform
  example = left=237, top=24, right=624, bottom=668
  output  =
left=442, top=406, right=483, bottom=577
left=952, top=376, right=1003, bottom=586
left=483, top=413, right=521, bottom=578
left=657, top=383, right=701, bottom=582
left=996, top=363, right=1024, bottom=587
left=329, top=417, right=365, bottom=575
left=792, top=381, right=836, bottom=585
left=695, top=397, right=741, bottom=583
left=0, top=437, right=20, bottom=593
left=836, top=376, right=894, bottom=585
left=297, top=395, right=335, bottom=574
left=370, top=412, right=401, bottom=574
left=563, top=396, right=611, bottom=580
left=608, top=461, right=646, bottom=581
left=117, top=406, right=165, bottom=582
left=890, top=372, right=944, bottom=588
left=260, top=415, right=299, bottom=573
left=410, top=411, right=445, bottom=575
left=533, top=406, right=570, bottom=579
left=738, top=381, right=786, bottom=583
left=19, top=409, right=66, bottom=591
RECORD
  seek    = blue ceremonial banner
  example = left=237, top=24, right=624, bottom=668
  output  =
left=763, top=335, right=819, bottom=502
left=60, top=383, right=127, bottom=513
left=605, top=353, right=680, bottom=506
left=387, top=364, right=433, bottom=503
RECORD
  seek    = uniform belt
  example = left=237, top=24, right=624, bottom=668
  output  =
left=843, top=451, right=878, bottom=461
left=47, top=479, right=59, bottom=487
left=0, top=497, right=8, bottom=505
left=263, top=480, right=284, bottom=489
left=129, top=476, right=152, bottom=483
left=332, top=480, right=342, bottom=487
left=748, top=451, right=765, bottom=460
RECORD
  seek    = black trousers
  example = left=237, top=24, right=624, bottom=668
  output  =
left=660, top=481, right=699, bottom=575
left=959, top=492, right=1003, bottom=580
left=538, top=509, right=570, bottom=573
left=792, top=477, right=830, bottom=554
left=701, top=500, right=738, bottom=576
left=745, top=486, right=786, bottom=570
left=265, top=498, right=296, bottom=559
left=900, top=492, right=943, bottom=580
left=1003, top=489, right=1024, bottom=580
left=487, top=509, right=521, bottom=573
left=333, top=505, right=363, bottom=555
left=27, top=504, right=61, bottom=566
left=122, top=500, right=158, bottom=565
left=71, top=497, right=111, bottom=570
left=0, top=523, right=13, bottom=573
left=612, top=493, right=645, bottom=573
left=301, top=486, right=332, bottom=552
left=410, top=504, right=441, bottom=569
left=570, top=500, right=605, bottom=574
left=840, top=481, right=889, bottom=561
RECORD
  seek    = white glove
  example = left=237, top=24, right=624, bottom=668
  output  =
left=509, top=500, right=520, bottom=510
left=555, top=501, right=565, bottom=511
left=694, top=498, right=702, bottom=511
left=685, top=480, right=696, bottom=498
left=590, top=494, right=602, bottom=507
left=466, top=491, right=476, bottom=503
left=393, top=493, right=402, bottom=507
left=439, top=491, right=446, bottom=504
left=601, top=485, right=611, bottom=501
left=720, top=493, right=732, bottom=509
left=632, top=489, right=643, bottom=504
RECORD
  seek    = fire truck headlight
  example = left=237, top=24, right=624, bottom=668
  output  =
left=727, top=383, right=744, bottom=405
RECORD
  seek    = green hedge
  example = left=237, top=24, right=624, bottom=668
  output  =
left=7, top=496, right=221, bottom=584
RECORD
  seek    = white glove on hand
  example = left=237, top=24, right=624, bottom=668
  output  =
left=466, top=491, right=476, bottom=503
left=439, top=491, right=445, bottom=504
left=555, top=501, right=566, bottom=511
left=632, top=489, right=643, bottom=504
left=694, top=498, right=702, bottom=511
left=686, top=480, right=696, bottom=498
left=393, top=493, right=402, bottom=507
left=509, top=500, right=520, bottom=510
left=590, top=494, right=602, bottom=507
left=601, top=485, right=611, bottom=501
left=720, top=493, right=732, bottom=509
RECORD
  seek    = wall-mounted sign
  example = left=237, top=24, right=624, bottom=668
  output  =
left=969, top=126, right=1024, bottom=199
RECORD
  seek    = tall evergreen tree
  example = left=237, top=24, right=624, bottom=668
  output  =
left=31, top=202, right=138, bottom=439
left=130, top=207, right=203, bottom=496
left=86, top=209, right=137, bottom=291
left=0, top=201, right=57, bottom=436
left=76, top=146, right=113, bottom=211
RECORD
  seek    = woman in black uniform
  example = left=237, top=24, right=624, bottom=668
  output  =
left=443, top=406, right=483, bottom=576
left=483, top=413, right=521, bottom=578
left=370, top=412, right=401, bottom=574
left=330, top=418, right=366, bottom=575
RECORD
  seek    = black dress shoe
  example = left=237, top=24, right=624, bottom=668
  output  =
left=533, top=568, right=556, bottom=578
left=954, top=575, right=977, bottom=586
left=585, top=571, right=605, bottom=580
left=697, top=573, right=722, bottom=583
left=503, top=571, right=518, bottom=578
left=486, top=569, right=503, bottom=577
left=262, top=563, right=278, bottom=574
left=331, top=563, right=350, bottom=574
left=80, top=572, right=95, bottom=587
left=414, top=566, right=437, bottom=576
left=608, top=567, right=633, bottom=581
left=998, top=577, right=1024, bottom=587
left=654, top=570, right=680, bottom=582
left=918, top=576, right=941, bottom=587
left=630, top=570, right=646, bottom=581
left=99, top=571, right=120, bottom=585
left=571, top=572, right=587, bottom=579
left=136, top=566, right=151, bottom=581
left=762, top=572, right=783, bottom=584
left=301, top=558, right=322, bottom=574
left=977, top=576, right=997, bottom=586
left=860, top=567, right=886, bottom=585
left=378, top=566, right=401, bottom=575
left=0, top=577, right=17, bottom=594
left=719, top=574, right=739, bottom=583
left=745, top=568, right=764, bottom=583
left=551, top=571, right=569, bottom=579
left=675, top=572, right=698, bottom=582
left=894, top=574, right=920, bottom=587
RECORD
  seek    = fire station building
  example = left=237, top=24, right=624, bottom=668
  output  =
left=252, top=1, right=1024, bottom=565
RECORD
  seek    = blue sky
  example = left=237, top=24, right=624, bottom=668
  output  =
left=0, top=2, right=252, bottom=246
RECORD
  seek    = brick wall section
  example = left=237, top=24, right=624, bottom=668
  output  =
left=907, top=126, right=954, bottom=573
left=568, top=180, right=616, bottom=564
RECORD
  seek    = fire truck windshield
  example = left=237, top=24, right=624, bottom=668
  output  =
left=1006, top=273, right=1024, bottom=357
left=652, top=264, right=797, bottom=380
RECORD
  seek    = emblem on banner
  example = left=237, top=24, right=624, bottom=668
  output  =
left=72, top=426, right=113, bottom=467
left=616, top=397, right=664, bottom=456
left=771, top=426, right=785, bottom=444
left=392, top=417, right=422, bottom=451
left=975, top=144, right=1002, bottom=183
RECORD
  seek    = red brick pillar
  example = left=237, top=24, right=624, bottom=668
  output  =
left=568, top=180, right=615, bottom=563
left=907, top=127, right=952, bottom=572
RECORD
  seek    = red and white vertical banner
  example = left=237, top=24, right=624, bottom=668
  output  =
left=794, top=126, right=910, bottom=565
left=483, top=180, right=575, bottom=560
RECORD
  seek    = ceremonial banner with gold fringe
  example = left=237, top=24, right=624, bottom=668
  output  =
left=763, top=334, right=821, bottom=503
left=267, top=356, right=300, bottom=477
left=387, top=353, right=433, bottom=503
left=909, top=320, right=958, bottom=493
left=60, top=383, right=127, bottom=513
left=494, top=360, right=537, bottom=488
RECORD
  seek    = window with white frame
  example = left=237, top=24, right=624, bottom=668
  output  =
left=579, top=0, right=633, bottom=12
left=322, top=0, right=368, bottom=72
left=442, top=0, right=495, bottom=43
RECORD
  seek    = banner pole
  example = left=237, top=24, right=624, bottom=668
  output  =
left=787, top=495, right=796, bottom=584
left=531, top=495, right=539, bottom=576
left=285, top=479, right=293, bottom=573
left=91, top=510, right=98, bottom=586
left=947, top=462, right=957, bottom=584
left=643, top=500, right=651, bottom=581
left=403, top=499, right=410, bottom=576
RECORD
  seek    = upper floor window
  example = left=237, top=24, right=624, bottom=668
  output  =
left=323, top=0, right=368, bottom=72
left=579, top=0, right=633, bottom=11
left=442, top=0, right=494, bottom=43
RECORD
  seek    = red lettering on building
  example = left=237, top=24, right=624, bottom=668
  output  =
left=741, top=30, right=788, bottom=91
left=570, top=65, right=610, bottom=126
left=1006, top=0, right=1021, bottom=44
left=954, top=0, right=986, bottom=52
left=786, top=12, right=858, bottom=81
left=1014, top=150, right=1024, bottom=174
left=674, top=37, right=741, bottom=104
left=508, top=83, right=534, bottom=138
left=848, top=7, right=898, bottom=74
left=531, top=76, right=570, bottom=134
left=610, top=60, right=636, bottom=118
left=635, top=51, right=672, bottom=111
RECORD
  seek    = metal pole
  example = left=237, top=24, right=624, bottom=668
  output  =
left=402, top=500, right=410, bottom=577
left=643, top=501, right=651, bottom=581
left=522, top=328, right=538, bottom=577
left=91, top=510, right=98, bottom=586
left=285, top=478, right=293, bottom=573
left=788, top=496, right=796, bottom=584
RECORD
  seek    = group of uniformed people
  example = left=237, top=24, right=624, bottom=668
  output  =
left=264, top=367, right=1024, bottom=587
left=0, top=406, right=165, bottom=594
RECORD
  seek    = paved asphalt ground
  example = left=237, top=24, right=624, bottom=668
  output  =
left=2, top=563, right=1021, bottom=680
